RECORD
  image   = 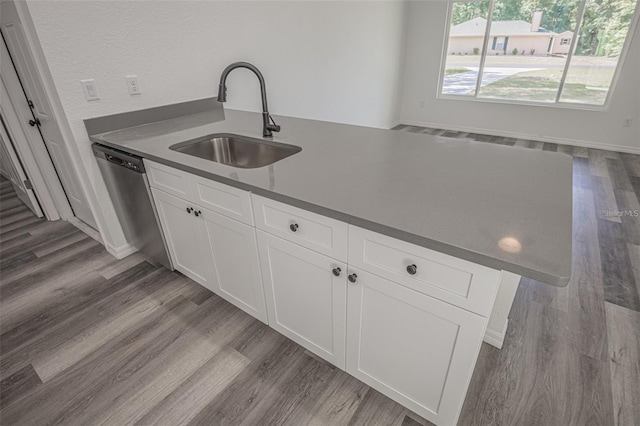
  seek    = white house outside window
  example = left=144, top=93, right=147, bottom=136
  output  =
left=439, top=0, right=639, bottom=106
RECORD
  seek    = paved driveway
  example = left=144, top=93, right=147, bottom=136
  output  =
left=442, top=67, right=542, bottom=95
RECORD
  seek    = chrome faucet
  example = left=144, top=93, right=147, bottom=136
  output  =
left=217, top=62, right=281, bottom=138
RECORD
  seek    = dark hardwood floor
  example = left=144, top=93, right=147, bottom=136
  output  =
left=1, top=126, right=639, bottom=425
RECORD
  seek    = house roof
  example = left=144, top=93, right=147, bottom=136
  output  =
left=450, top=17, right=556, bottom=36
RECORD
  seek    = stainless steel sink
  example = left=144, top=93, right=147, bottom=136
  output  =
left=170, top=133, right=301, bottom=169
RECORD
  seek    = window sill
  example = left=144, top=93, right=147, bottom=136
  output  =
left=435, top=93, right=611, bottom=112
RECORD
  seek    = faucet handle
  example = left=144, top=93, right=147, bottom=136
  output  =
left=266, top=115, right=281, bottom=133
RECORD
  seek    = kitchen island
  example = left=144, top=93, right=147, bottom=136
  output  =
left=86, top=98, right=572, bottom=425
left=88, top=98, right=572, bottom=285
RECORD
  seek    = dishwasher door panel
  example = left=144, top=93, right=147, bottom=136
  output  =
left=96, top=157, right=173, bottom=269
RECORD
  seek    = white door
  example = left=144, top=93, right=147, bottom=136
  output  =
left=0, top=117, right=42, bottom=216
left=200, top=207, right=268, bottom=323
left=257, top=230, right=347, bottom=368
left=346, top=269, right=487, bottom=426
left=1, top=1, right=96, bottom=228
left=151, top=188, right=211, bottom=287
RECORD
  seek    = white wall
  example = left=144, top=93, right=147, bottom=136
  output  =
left=25, top=0, right=407, bottom=251
left=400, top=1, right=640, bottom=153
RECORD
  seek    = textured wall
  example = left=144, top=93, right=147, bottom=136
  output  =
left=400, top=1, right=640, bottom=153
left=25, top=0, right=407, bottom=250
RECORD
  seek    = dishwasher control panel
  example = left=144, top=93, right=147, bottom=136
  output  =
left=92, top=143, right=146, bottom=174
left=105, top=154, right=142, bottom=172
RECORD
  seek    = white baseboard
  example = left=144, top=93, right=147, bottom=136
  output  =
left=70, top=216, right=136, bottom=259
left=484, top=320, right=508, bottom=349
left=104, top=241, right=138, bottom=259
left=383, top=120, right=402, bottom=130
left=67, top=217, right=102, bottom=244
left=399, top=119, right=640, bottom=155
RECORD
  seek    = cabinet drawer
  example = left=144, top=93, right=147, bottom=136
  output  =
left=191, top=174, right=253, bottom=226
left=348, top=226, right=500, bottom=316
left=145, top=160, right=193, bottom=201
left=252, top=195, right=348, bottom=261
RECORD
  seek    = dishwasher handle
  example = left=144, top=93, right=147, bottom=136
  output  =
left=105, top=154, right=126, bottom=166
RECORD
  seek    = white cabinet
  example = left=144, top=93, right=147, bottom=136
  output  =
left=256, top=230, right=347, bottom=369
left=200, top=208, right=267, bottom=322
left=151, top=187, right=267, bottom=323
left=192, top=173, right=254, bottom=226
left=349, top=226, right=501, bottom=316
left=146, top=160, right=193, bottom=201
left=252, top=194, right=348, bottom=260
left=145, top=159, right=254, bottom=225
left=346, top=269, right=487, bottom=425
left=147, top=161, right=502, bottom=426
left=151, top=188, right=211, bottom=286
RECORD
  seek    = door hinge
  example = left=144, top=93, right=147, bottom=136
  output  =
left=24, top=179, right=33, bottom=190
left=27, top=100, right=35, bottom=109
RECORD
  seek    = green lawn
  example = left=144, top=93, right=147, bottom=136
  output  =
left=445, top=68, right=471, bottom=75
left=478, top=67, right=615, bottom=104
left=446, top=54, right=618, bottom=67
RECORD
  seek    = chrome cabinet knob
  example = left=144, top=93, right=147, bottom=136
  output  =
left=348, top=273, right=358, bottom=283
left=186, top=207, right=193, bottom=214
left=290, top=223, right=299, bottom=232
left=406, top=264, right=417, bottom=275
left=332, top=267, right=341, bottom=277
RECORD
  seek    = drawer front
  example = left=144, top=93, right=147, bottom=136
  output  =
left=252, top=195, right=348, bottom=261
left=145, top=160, right=193, bottom=201
left=348, top=226, right=500, bottom=316
left=191, top=174, right=253, bottom=225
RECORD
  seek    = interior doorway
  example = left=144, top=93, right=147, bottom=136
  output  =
left=0, top=0, right=97, bottom=229
left=0, top=114, right=43, bottom=217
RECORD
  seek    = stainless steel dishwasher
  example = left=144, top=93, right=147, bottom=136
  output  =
left=92, top=143, right=173, bottom=270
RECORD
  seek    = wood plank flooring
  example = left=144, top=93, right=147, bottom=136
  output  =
left=1, top=124, right=639, bottom=426
left=0, top=176, right=427, bottom=425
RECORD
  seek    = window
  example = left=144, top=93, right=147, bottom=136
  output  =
left=440, top=0, right=639, bottom=106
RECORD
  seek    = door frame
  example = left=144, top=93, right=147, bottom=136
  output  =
left=1, top=1, right=118, bottom=252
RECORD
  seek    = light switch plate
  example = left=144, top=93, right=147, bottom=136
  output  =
left=80, top=79, right=99, bottom=101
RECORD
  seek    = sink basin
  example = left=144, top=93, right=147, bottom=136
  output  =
left=170, top=133, right=301, bottom=168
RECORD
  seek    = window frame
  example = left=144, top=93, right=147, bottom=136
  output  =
left=436, top=0, right=640, bottom=111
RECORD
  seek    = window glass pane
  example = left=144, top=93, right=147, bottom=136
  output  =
left=441, top=1, right=490, bottom=96
left=559, top=0, right=638, bottom=105
left=477, top=0, right=581, bottom=102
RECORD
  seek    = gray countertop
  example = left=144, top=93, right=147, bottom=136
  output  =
left=89, top=105, right=573, bottom=286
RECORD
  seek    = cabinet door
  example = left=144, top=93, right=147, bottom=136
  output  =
left=150, top=188, right=210, bottom=286
left=257, top=230, right=347, bottom=368
left=346, top=269, right=486, bottom=425
left=200, top=208, right=267, bottom=323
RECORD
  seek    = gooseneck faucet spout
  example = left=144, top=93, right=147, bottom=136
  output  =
left=217, top=62, right=281, bottom=138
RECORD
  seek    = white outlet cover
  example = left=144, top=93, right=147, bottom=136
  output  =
left=125, top=75, right=141, bottom=95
